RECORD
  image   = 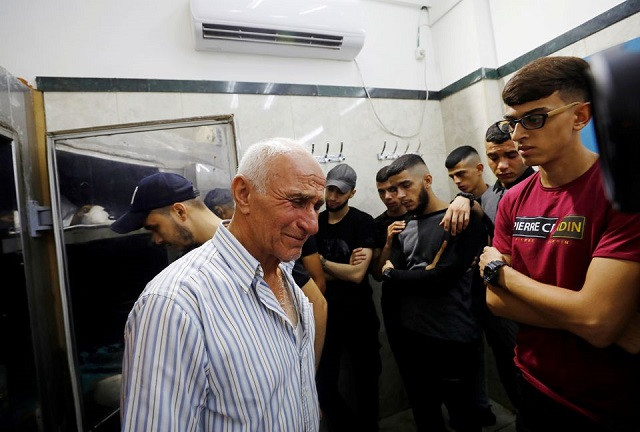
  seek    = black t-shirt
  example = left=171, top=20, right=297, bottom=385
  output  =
left=316, top=207, right=376, bottom=296
left=291, top=235, right=318, bottom=287
left=373, top=211, right=409, bottom=249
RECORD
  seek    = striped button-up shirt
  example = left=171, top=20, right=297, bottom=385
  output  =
left=120, top=225, right=319, bottom=431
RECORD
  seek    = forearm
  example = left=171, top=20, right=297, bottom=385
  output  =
left=497, top=260, right=640, bottom=347
left=486, top=283, right=554, bottom=327
left=371, top=243, right=393, bottom=281
left=300, top=279, right=327, bottom=367
left=323, top=260, right=369, bottom=283
left=322, top=248, right=373, bottom=284
left=302, top=253, right=326, bottom=294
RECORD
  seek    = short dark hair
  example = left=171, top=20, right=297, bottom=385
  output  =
left=445, top=146, right=478, bottom=169
left=502, top=56, right=590, bottom=106
left=387, top=154, right=426, bottom=177
left=485, top=123, right=511, bottom=144
left=376, top=166, right=390, bottom=183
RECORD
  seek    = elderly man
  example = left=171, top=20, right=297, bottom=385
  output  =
left=120, top=138, right=325, bottom=431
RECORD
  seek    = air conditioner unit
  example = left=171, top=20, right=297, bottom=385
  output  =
left=190, top=0, right=366, bottom=61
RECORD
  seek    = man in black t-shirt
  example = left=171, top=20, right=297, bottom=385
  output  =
left=315, top=163, right=381, bottom=432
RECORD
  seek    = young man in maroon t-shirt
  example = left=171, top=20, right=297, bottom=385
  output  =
left=479, top=56, right=640, bottom=431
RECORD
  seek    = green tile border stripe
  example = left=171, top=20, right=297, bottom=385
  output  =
left=35, top=0, right=639, bottom=101
left=34, top=77, right=438, bottom=100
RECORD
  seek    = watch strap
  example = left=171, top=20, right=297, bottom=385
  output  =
left=484, top=260, right=506, bottom=286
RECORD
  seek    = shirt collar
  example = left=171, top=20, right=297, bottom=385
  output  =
left=212, top=224, right=296, bottom=296
left=492, top=166, right=536, bottom=192
left=212, top=224, right=264, bottom=294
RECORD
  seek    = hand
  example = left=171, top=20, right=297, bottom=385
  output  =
left=386, top=220, right=406, bottom=244
left=425, top=240, right=447, bottom=270
left=479, top=246, right=504, bottom=278
left=382, top=260, right=395, bottom=272
left=439, top=196, right=471, bottom=236
left=349, top=247, right=367, bottom=266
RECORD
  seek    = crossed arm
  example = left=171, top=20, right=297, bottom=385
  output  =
left=480, top=247, right=640, bottom=351
left=321, top=247, right=373, bottom=284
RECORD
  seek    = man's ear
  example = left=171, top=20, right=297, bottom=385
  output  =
left=423, top=173, right=433, bottom=189
left=172, top=202, right=188, bottom=221
left=477, top=163, right=484, bottom=174
left=574, top=102, right=592, bottom=131
left=232, top=175, right=251, bottom=215
left=349, top=189, right=356, bottom=199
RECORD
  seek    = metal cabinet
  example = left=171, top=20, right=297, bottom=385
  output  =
left=1, top=70, right=240, bottom=432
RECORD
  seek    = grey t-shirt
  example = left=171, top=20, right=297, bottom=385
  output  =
left=479, top=185, right=501, bottom=224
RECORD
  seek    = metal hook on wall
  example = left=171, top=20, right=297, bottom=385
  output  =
left=325, top=141, right=346, bottom=163
left=311, top=142, right=347, bottom=164
left=377, top=140, right=402, bottom=161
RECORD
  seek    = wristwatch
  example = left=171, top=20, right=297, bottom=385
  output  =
left=320, top=256, right=327, bottom=267
left=483, top=260, right=506, bottom=286
left=382, top=267, right=393, bottom=280
left=456, top=191, right=475, bottom=206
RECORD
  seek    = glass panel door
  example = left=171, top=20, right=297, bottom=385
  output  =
left=0, top=133, right=39, bottom=431
left=47, top=116, right=238, bottom=431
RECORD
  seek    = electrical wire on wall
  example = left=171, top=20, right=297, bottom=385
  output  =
left=354, top=6, right=430, bottom=139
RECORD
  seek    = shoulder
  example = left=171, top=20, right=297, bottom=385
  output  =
left=373, top=211, right=388, bottom=223
left=349, top=207, right=374, bottom=222
left=301, top=235, right=318, bottom=256
left=142, top=242, right=224, bottom=304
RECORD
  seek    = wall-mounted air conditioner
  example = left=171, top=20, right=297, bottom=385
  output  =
left=190, top=0, right=366, bottom=61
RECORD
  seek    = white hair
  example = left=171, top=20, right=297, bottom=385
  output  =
left=237, top=137, right=308, bottom=193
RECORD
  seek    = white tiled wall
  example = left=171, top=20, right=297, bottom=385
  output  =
left=44, top=92, right=447, bottom=219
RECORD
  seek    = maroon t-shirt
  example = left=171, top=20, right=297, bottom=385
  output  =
left=493, top=161, right=640, bottom=427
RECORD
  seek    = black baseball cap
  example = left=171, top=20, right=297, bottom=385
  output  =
left=326, top=163, right=357, bottom=193
left=111, top=172, right=199, bottom=234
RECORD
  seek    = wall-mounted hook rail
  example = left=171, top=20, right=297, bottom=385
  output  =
left=377, top=140, right=400, bottom=160
left=311, top=143, right=326, bottom=163
left=310, top=142, right=347, bottom=164
left=377, top=140, right=423, bottom=161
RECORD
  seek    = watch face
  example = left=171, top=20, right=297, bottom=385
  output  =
left=483, top=266, right=493, bottom=283
left=484, top=261, right=503, bottom=284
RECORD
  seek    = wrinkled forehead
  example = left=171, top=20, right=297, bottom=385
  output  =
left=273, top=152, right=325, bottom=188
